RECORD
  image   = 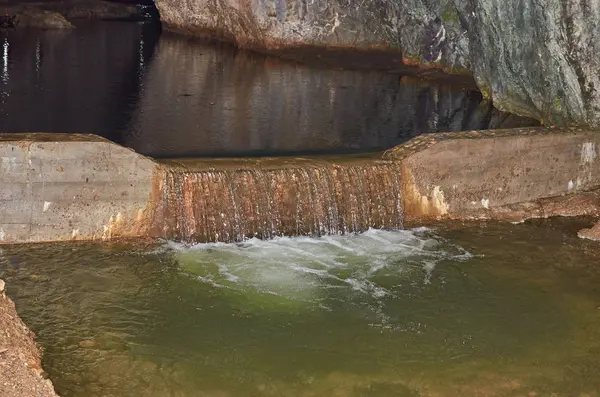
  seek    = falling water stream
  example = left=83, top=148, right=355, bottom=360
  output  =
left=153, top=157, right=404, bottom=242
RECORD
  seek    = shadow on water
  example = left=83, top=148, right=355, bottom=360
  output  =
left=0, top=21, right=537, bottom=158
left=0, top=20, right=161, bottom=144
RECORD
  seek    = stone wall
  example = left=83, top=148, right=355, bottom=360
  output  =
left=153, top=0, right=600, bottom=127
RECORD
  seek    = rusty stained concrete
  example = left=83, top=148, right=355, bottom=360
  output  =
left=148, top=157, right=405, bottom=242
left=0, top=128, right=599, bottom=244
left=383, top=127, right=600, bottom=227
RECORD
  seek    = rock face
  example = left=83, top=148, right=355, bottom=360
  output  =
left=465, top=1, right=600, bottom=127
left=154, top=0, right=600, bottom=127
left=0, top=280, right=59, bottom=397
left=56, top=0, right=143, bottom=21
left=578, top=220, right=600, bottom=241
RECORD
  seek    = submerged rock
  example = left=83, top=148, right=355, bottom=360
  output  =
left=58, top=0, right=144, bottom=21
left=4, top=0, right=151, bottom=29
left=14, top=7, right=73, bottom=29
left=154, top=0, right=600, bottom=127
left=578, top=220, right=600, bottom=242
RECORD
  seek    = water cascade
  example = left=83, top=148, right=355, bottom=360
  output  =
left=150, top=157, right=404, bottom=243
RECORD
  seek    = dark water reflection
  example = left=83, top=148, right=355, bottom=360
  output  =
left=0, top=21, right=153, bottom=143
left=0, top=22, right=537, bottom=158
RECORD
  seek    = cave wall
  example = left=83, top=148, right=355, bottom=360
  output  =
left=153, top=0, right=600, bottom=127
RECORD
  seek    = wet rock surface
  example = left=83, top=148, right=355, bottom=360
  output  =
left=578, top=219, right=600, bottom=241
left=2, top=0, right=149, bottom=29
left=0, top=279, right=58, bottom=397
left=54, top=0, right=143, bottom=21
left=11, top=7, right=73, bottom=29
left=154, top=0, right=600, bottom=127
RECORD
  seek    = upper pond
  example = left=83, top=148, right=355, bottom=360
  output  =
left=0, top=21, right=536, bottom=158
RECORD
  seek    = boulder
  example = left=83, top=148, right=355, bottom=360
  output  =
left=0, top=281, right=58, bottom=397
left=3, top=0, right=150, bottom=29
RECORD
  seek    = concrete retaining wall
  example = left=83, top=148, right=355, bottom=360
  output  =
left=0, top=128, right=598, bottom=244
left=384, top=128, right=600, bottom=224
left=0, top=134, right=155, bottom=243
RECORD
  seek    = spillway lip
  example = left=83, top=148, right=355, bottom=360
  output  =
left=382, top=126, right=595, bottom=160
left=156, top=152, right=398, bottom=172
left=0, top=127, right=594, bottom=173
left=0, top=132, right=159, bottom=165
left=0, top=132, right=111, bottom=143
left=0, top=132, right=145, bottom=157
left=0, top=126, right=589, bottom=163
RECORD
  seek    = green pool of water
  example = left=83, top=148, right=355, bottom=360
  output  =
left=2, top=218, right=600, bottom=397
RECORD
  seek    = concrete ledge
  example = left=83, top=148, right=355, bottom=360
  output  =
left=0, top=128, right=599, bottom=244
left=384, top=127, right=600, bottom=223
left=0, top=134, right=155, bottom=243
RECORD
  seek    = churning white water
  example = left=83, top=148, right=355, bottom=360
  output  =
left=170, top=228, right=472, bottom=326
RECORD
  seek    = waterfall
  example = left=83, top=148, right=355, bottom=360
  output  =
left=150, top=157, right=404, bottom=243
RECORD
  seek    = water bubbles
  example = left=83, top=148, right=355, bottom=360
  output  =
left=170, top=228, right=471, bottom=329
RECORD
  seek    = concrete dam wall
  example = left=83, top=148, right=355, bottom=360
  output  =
left=0, top=128, right=599, bottom=244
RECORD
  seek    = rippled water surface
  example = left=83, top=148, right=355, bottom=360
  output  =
left=0, top=22, right=537, bottom=158
left=2, top=218, right=600, bottom=396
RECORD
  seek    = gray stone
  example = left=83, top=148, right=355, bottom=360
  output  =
left=153, top=0, right=600, bottom=127
left=14, top=7, right=73, bottom=29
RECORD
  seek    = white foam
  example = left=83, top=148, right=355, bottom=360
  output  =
left=171, top=229, right=470, bottom=306
left=170, top=229, right=475, bottom=332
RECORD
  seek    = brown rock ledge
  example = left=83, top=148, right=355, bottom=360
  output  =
left=578, top=220, right=600, bottom=241
left=0, top=279, right=58, bottom=397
